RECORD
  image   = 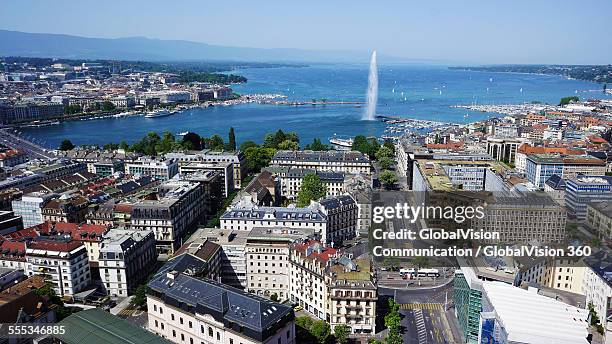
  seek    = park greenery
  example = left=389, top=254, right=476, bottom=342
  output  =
left=383, top=299, right=403, bottom=344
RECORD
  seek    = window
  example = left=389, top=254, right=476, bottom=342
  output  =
left=209, top=327, right=213, bottom=337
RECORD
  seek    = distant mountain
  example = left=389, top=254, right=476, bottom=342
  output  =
left=0, top=29, right=402, bottom=63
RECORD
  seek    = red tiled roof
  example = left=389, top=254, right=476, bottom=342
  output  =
left=28, top=239, right=83, bottom=253
left=0, top=240, right=26, bottom=261
left=53, top=222, right=107, bottom=242
left=518, top=143, right=584, bottom=155
left=294, top=240, right=337, bottom=263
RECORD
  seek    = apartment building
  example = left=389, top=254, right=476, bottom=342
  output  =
left=131, top=180, right=207, bottom=254
left=179, top=161, right=234, bottom=197
left=99, top=229, right=158, bottom=298
left=41, top=194, right=90, bottom=224
left=271, top=150, right=372, bottom=174
left=264, top=166, right=346, bottom=200
left=517, top=257, right=585, bottom=295
left=167, top=150, right=246, bottom=189
left=288, top=240, right=376, bottom=334
left=125, top=157, right=179, bottom=181
left=0, top=240, right=26, bottom=270
left=525, top=154, right=606, bottom=189
left=220, top=200, right=326, bottom=234
left=289, top=241, right=335, bottom=321
left=565, top=175, right=612, bottom=221
left=186, top=228, right=250, bottom=289
left=11, top=192, right=58, bottom=228
left=583, top=251, right=612, bottom=336
left=245, top=227, right=315, bottom=301
left=329, top=258, right=377, bottom=334
left=174, top=234, right=223, bottom=283
left=316, top=195, right=357, bottom=245
left=514, top=144, right=584, bottom=173
left=587, top=202, right=612, bottom=240
left=25, top=237, right=90, bottom=297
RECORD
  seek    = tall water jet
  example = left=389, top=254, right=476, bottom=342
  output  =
left=363, top=50, right=378, bottom=121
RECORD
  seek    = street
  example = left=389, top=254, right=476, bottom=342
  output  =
left=0, top=128, right=55, bottom=160
left=380, top=282, right=461, bottom=344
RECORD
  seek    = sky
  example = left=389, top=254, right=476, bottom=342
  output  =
left=1, top=0, right=611, bottom=64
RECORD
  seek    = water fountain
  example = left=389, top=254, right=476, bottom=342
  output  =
left=362, top=50, right=378, bottom=121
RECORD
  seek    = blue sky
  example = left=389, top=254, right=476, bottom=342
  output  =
left=1, top=0, right=611, bottom=64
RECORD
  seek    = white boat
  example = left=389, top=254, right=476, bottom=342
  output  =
left=145, top=109, right=171, bottom=118
left=177, top=131, right=189, bottom=136
left=329, top=136, right=354, bottom=150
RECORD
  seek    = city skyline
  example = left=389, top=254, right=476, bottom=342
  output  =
left=1, top=0, right=612, bottom=64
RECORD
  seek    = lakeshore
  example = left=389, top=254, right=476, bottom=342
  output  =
left=18, top=64, right=612, bottom=148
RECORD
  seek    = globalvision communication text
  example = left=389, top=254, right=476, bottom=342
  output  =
left=369, top=202, right=592, bottom=260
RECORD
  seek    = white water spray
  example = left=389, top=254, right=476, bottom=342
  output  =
left=363, top=51, right=378, bottom=121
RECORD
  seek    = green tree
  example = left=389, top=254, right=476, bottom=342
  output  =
left=270, top=293, right=278, bottom=302
left=383, top=256, right=400, bottom=271
left=35, top=282, right=72, bottom=320
left=379, top=170, right=398, bottom=189
left=386, top=331, right=403, bottom=344
left=297, top=173, right=327, bottom=207
left=156, top=131, right=177, bottom=154
left=227, top=127, right=237, bottom=151
left=352, top=135, right=370, bottom=155
left=263, top=130, right=299, bottom=149
left=559, top=96, right=579, bottom=106
left=64, top=104, right=81, bottom=114
left=239, top=140, right=259, bottom=151
left=118, top=140, right=130, bottom=151
left=304, top=138, right=329, bottom=151
left=378, top=156, right=394, bottom=170
left=244, top=146, right=276, bottom=173
left=182, top=132, right=202, bottom=150
left=285, top=131, right=300, bottom=144
left=310, top=320, right=330, bottom=344
left=376, top=146, right=394, bottom=160
left=209, top=134, right=225, bottom=151
left=278, top=139, right=300, bottom=151
left=131, top=132, right=161, bottom=156
left=352, top=135, right=379, bottom=159
left=334, top=324, right=351, bottom=344
left=295, top=316, right=316, bottom=343
left=102, top=101, right=116, bottom=111
left=133, top=284, right=148, bottom=308
left=383, top=139, right=395, bottom=154
left=103, top=143, right=119, bottom=150
left=59, top=139, right=75, bottom=151
left=384, top=299, right=402, bottom=344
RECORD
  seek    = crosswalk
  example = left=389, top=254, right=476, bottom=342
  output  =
left=413, top=309, right=428, bottom=344
left=117, top=306, right=136, bottom=318
left=399, top=303, right=443, bottom=310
